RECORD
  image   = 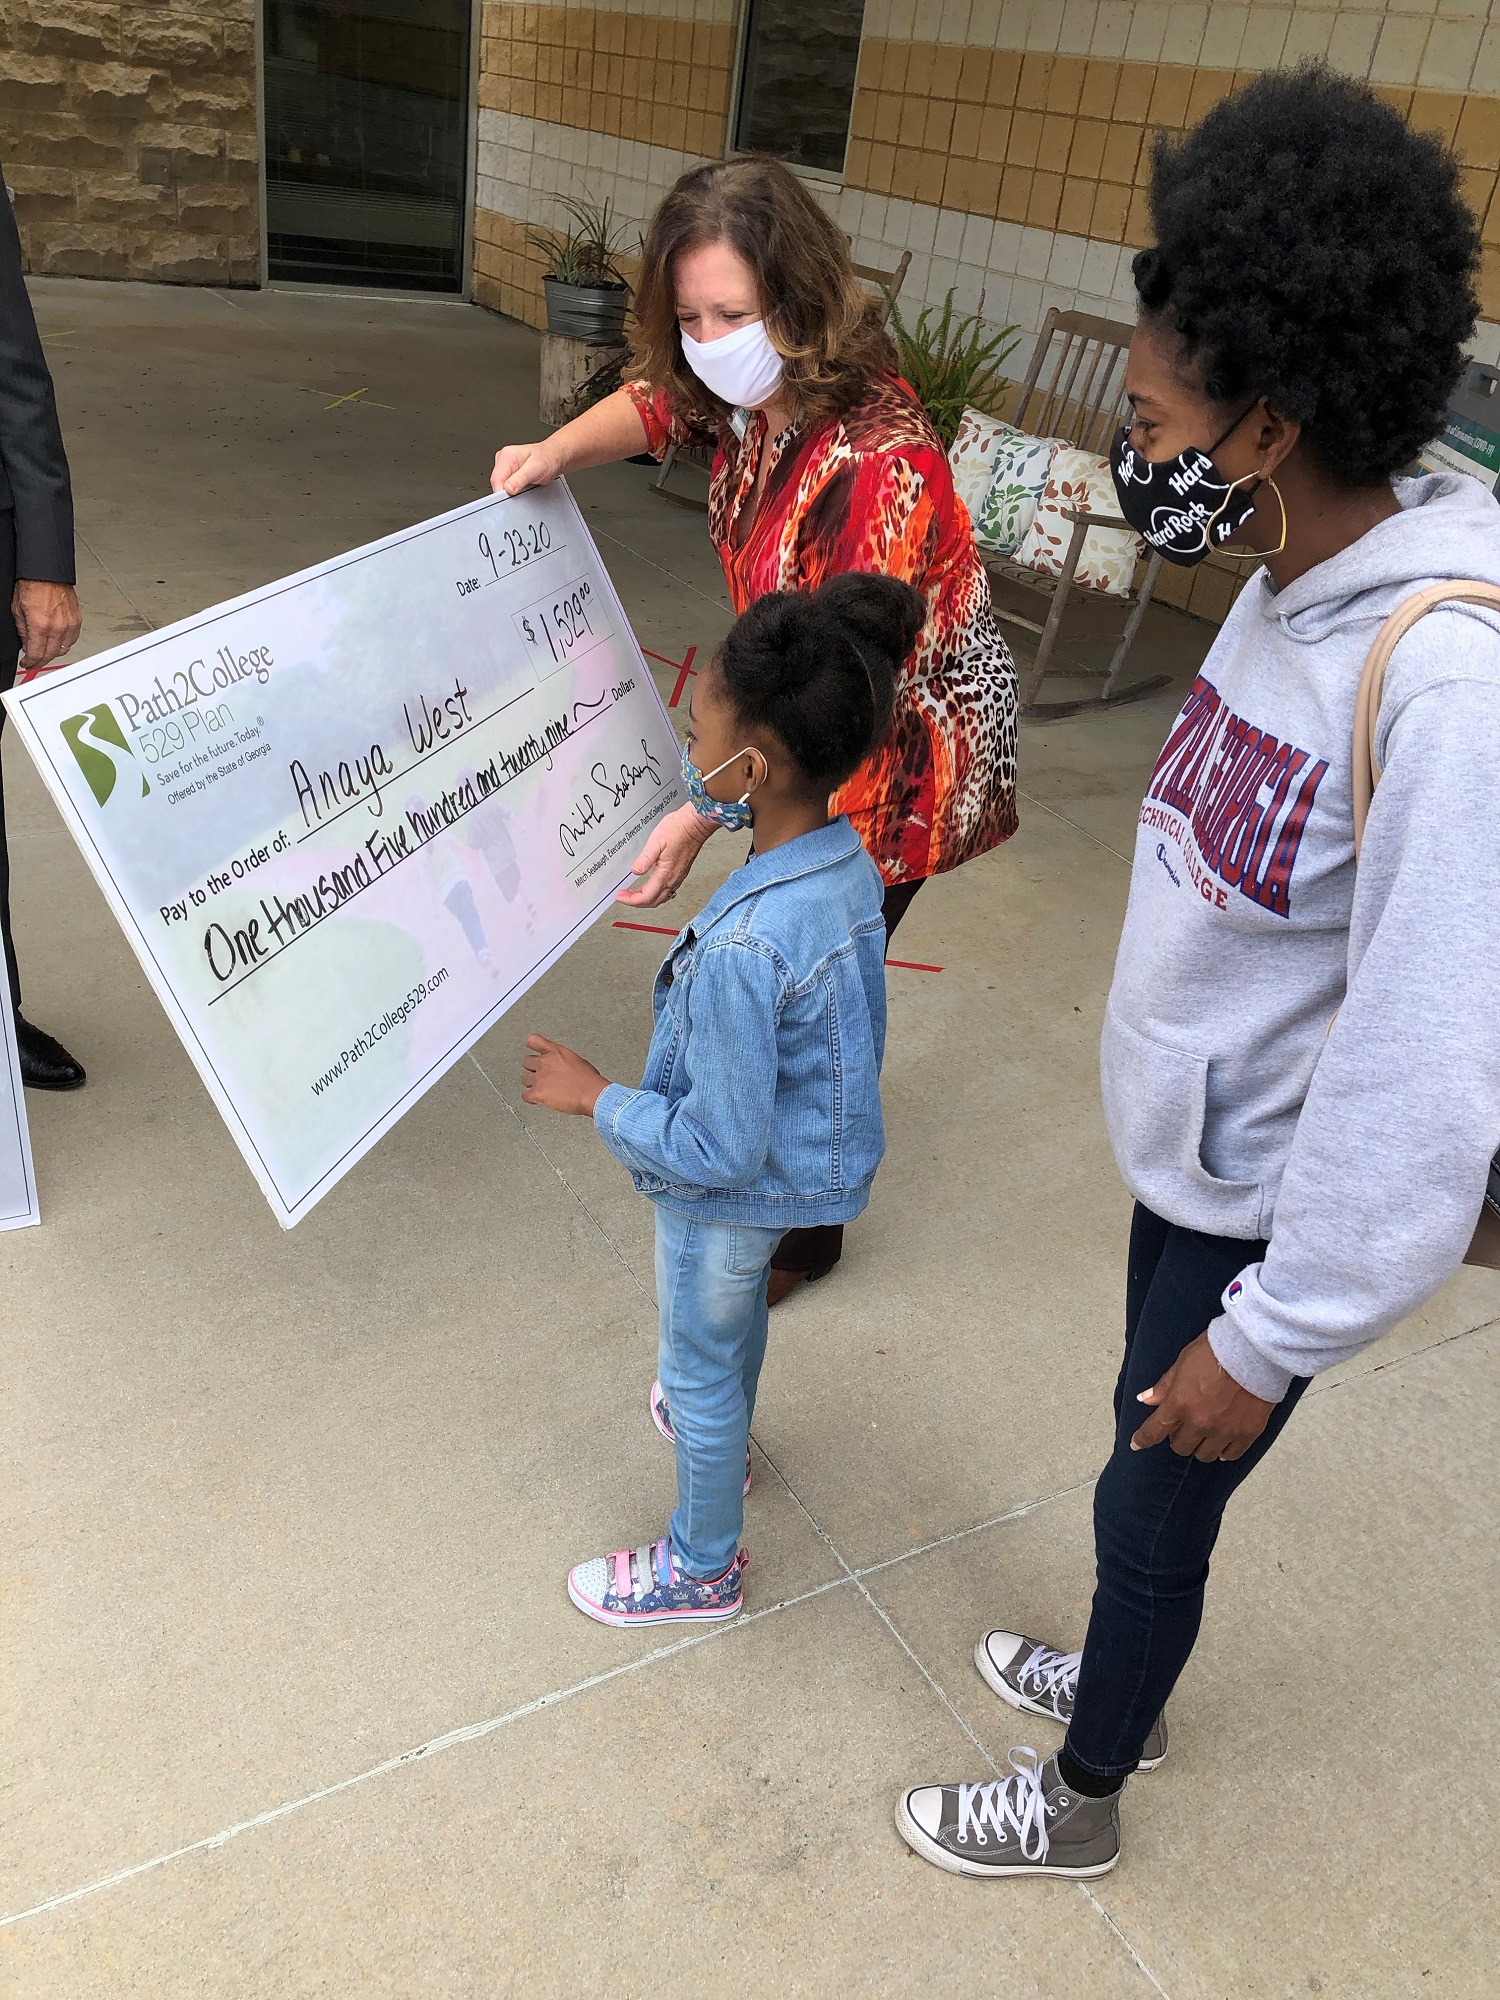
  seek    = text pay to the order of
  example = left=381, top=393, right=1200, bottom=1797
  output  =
left=2, top=482, right=683, bottom=1227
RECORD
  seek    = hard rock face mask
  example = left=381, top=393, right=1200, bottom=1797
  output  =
left=1109, top=408, right=1263, bottom=566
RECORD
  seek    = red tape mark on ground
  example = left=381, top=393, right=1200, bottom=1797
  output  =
left=612, top=921, right=943, bottom=971
left=641, top=645, right=697, bottom=707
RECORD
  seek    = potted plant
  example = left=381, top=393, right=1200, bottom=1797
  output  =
left=529, top=194, right=633, bottom=343
left=887, top=290, right=1019, bottom=449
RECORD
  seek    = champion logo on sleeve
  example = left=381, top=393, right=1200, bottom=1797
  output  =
left=1226, top=1280, right=1243, bottom=1301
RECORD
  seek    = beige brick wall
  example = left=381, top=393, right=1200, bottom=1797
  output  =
left=473, top=0, right=735, bottom=323
left=846, top=45, right=1500, bottom=319
left=480, top=2, right=734, bottom=157
left=0, top=0, right=259, bottom=284
left=474, top=0, right=1500, bottom=622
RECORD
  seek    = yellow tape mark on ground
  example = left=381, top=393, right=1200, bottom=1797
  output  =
left=296, top=385, right=395, bottom=411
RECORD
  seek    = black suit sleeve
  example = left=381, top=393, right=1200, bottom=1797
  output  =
left=0, top=177, right=75, bottom=583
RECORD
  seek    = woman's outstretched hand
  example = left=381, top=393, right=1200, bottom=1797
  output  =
left=491, top=442, right=565, bottom=496
left=615, top=801, right=717, bottom=908
left=1130, top=1330, right=1276, bottom=1461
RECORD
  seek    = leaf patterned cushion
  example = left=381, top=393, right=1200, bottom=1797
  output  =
left=947, top=407, right=1016, bottom=523
left=974, top=430, right=1062, bottom=555
left=1013, top=446, right=1144, bottom=597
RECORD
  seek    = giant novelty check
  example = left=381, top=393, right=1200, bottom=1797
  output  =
left=3, top=485, right=683, bottom=1226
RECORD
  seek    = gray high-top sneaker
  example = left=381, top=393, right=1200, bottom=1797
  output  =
left=896, top=1749, right=1121, bottom=1879
left=975, top=1629, right=1167, bottom=1770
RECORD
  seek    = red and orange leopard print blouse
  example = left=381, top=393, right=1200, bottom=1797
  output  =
left=627, top=371, right=1019, bottom=885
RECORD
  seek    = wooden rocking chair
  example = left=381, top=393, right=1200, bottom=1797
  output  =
left=648, top=248, right=914, bottom=513
left=982, top=308, right=1169, bottom=719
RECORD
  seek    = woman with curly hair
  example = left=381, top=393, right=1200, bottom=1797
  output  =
left=898, top=63, right=1500, bottom=1879
left=492, top=155, right=1018, bottom=1301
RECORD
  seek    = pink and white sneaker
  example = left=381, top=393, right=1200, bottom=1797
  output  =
left=650, top=1379, right=752, bottom=1495
left=567, top=1536, right=747, bottom=1628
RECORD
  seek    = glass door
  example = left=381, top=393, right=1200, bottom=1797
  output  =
left=733, top=0, right=866, bottom=175
left=264, top=0, right=471, bottom=292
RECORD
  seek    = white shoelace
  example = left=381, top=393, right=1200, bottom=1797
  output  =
left=956, top=1748, right=1052, bottom=1859
left=1019, top=1642, right=1082, bottom=1709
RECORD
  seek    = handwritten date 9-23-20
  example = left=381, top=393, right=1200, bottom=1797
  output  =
left=456, top=520, right=556, bottom=597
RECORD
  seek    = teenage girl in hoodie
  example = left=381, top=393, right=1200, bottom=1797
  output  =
left=898, top=64, right=1500, bottom=1879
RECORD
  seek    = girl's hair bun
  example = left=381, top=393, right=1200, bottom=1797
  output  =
left=717, top=572, right=924, bottom=790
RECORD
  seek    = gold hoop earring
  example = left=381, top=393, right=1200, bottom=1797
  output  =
left=1263, top=476, right=1288, bottom=556
left=1212, top=475, right=1288, bottom=564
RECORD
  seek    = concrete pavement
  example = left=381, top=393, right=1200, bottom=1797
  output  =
left=1, top=278, right=1495, bottom=1998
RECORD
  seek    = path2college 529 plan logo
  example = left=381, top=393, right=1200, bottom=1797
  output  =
left=59, top=706, right=149, bottom=807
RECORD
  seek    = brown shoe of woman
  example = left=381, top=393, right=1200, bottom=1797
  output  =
left=767, top=1264, right=834, bottom=1307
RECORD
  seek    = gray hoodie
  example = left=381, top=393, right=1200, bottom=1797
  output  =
left=1102, top=472, right=1500, bottom=1401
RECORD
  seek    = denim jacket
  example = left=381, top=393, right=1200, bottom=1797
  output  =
left=593, top=817, right=888, bottom=1226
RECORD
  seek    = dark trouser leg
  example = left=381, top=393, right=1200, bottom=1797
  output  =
left=771, top=875, right=928, bottom=1277
left=878, top=877, right=924, bottom=944
left=768, top=1220, right=844, bottom=1276
left=0, top=517, right=21, bottom=1012
left=1062, top=1202, right=1310, bottom=1784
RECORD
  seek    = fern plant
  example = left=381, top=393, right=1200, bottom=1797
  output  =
left=528, top=193, right=633, bottom=289
left=887, top=290, right=1019, bottom=450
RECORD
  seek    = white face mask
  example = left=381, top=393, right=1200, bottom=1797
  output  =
left=679, top=319, right=784, bottom=410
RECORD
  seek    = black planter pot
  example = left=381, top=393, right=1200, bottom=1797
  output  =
left=543, top=277, right=630, bottom=341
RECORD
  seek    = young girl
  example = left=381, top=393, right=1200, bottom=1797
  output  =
left=521, top=572, right=925, bottom=1627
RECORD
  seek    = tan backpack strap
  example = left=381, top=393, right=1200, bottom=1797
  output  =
left=1352, top=580, right=1500, bottom=857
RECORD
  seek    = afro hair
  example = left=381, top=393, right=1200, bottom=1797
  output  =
left=1134, top=63, right=1481, bottom=486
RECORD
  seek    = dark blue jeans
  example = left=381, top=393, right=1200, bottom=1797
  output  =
left=1064, top=1203, right=1311, bottom=1783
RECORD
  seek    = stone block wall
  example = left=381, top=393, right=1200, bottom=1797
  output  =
left=0, top=0, right=259, bottom=284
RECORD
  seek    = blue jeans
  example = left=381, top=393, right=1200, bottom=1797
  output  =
left=654, top=1207, right=783, bottom=1579
left=1064, top=1203, right=1311, bottom=1782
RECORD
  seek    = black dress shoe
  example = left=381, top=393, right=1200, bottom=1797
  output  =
left=15, top=1016, right=86, bottom=1091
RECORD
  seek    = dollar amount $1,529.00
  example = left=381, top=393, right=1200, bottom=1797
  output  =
left=512, top=576, right=613, bottom=680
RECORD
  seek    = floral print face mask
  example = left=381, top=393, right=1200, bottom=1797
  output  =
left=681, top=741, right=757, bottom=831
